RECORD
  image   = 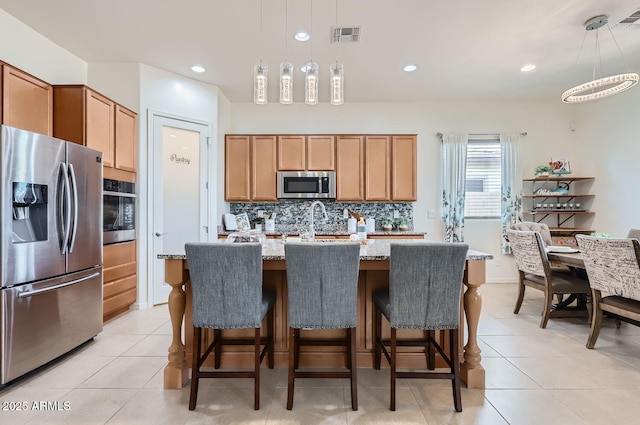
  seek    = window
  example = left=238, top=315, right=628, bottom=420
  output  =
left=465, top=139, right=501, bottom=218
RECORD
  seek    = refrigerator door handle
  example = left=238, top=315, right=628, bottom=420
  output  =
left=68, top=164, right=79, bottom=253
left=58, top=163, right=72, bottom=254
left=17, top=272, right=101, bottom=298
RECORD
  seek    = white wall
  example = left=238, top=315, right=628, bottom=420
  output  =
left=138, top=64, right=223, bottom=308
left=568, top=88, right=640, bottom=237
left=0, top=9, right=86, bottom=84
left=88, top=63, right=141, bottom=112
left=230, top=100, right=574, bottom=283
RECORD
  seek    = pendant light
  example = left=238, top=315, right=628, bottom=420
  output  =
left=305, top=0, right=318, bottom=105
left=330, top=0, right=344, bottom=105
left=253, top=0, right=268, bottom=105
left=279, top=0, right=293, bottom=104
left=561, top=15, right=639, bottom=103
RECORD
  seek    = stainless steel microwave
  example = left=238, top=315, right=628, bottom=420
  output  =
left=277, top=171, right=336, bottom=199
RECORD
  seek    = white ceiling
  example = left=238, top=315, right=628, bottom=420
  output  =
left=1, top=0, right=639, bottom=103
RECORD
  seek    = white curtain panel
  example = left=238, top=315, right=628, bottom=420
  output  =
left=500, top=132, right=523, bottom=254
left=441, top=133, right=468, bottom=242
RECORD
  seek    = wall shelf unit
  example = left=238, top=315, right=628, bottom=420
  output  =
left=522, top=176, right=595, bottom=243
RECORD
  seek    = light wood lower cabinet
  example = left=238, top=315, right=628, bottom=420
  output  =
left=103, top=241, right=137, bottom=322
left=1, top=63, right=53, bottom=135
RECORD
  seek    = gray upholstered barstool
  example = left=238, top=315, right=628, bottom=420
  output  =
left=184, top=242, right=275, bottom=410
left=373, top=242, right=469, bottom=412
left=284, top=242, right=361, bottom=411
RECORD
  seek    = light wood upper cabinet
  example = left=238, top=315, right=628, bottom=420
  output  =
left=85, top=89, right=115, bottom=167
left=54, top=85, right=137, bottom=172
left=365, top=136, right=391, bottom=201
left=225, top=135, right=251, bottom=201
left=336, top=136, right=364, bottom=201
left=278, top=135, right=306, bottom=170
left=1, top=63, right=53, bottom=136
left=114, top=105, right=137, bottom=172
left=252, top=135, right=278, bottom=201
left=307, top=135, right=335, bottom=170
left=278, top=135, right=335, bottom=171
left=226, top=133, right=415, bottom=202
left=391, top=135, right=417, bottom=201
left=225, top=135, right=277, bottom=201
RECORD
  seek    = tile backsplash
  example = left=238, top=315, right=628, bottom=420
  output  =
left=228, top=200, right=413, bottom=233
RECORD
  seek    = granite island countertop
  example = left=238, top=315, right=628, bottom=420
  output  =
left=158, top=239, right=493, bottom=262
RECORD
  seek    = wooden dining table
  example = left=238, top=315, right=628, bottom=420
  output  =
left=547, top=251, right=585, bottom=268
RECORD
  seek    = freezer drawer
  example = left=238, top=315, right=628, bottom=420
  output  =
left=0, top=267, right=103, bottom=385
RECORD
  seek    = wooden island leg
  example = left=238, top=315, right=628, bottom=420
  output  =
left=163, top=259, right=189, bottom=389
left=461, top=259, right=485, bottom=389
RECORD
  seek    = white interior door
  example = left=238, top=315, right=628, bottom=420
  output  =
left=152, top=115, right=209, bottom=305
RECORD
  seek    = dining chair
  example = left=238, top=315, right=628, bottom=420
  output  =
left=507, top=229, right=592, bottom=328
left=511, top=221, right=554, bottom=246
left=372, top=242, right=468, bottom=412
left=284, top=242, right=360, bottom=411
left=627, top=228, right=640, bottom=240
left=184, top=242, right=275, bottom=410
left=511, top=222, right=571, bottom=276
left=576, top=235, right=640, bottom=348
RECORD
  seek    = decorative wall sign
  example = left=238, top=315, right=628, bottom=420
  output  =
left=550, top=157, right=571, bottom=174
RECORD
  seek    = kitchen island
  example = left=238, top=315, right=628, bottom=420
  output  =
left=159, top=239, right=492, bottom=389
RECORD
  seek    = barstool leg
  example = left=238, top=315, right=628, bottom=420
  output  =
left=450, top=328, right=462, bottom=412
left=254, top=328, right=261, bottom=410
left=189, top=327, right=202, bottom=410
left=374, top=304, right=382, bottom=370
left=427, top=329, right=436, bottom=370
left=287, top=327, right=296, bottom=410
left=349, top=327, right=358, bottom=411
left=390, top=328, right=397, bottom=411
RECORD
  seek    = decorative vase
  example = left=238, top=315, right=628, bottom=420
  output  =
left=383, top=225, right=393, bottom=231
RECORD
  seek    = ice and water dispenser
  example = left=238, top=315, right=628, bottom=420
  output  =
left=12, top=182, right=48, bottom=243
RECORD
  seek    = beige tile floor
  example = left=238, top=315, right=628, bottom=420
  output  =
left=2, top=282, right=640, bottom=424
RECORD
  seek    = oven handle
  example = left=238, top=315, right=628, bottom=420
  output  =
left=18, top=272, right=100, bottom=298
left=103, top=191, right=137, bottom=198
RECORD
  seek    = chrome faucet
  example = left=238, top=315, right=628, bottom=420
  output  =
left=308, top=200, right=328, bottom=240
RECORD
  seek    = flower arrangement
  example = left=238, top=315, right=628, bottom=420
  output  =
left=534, top=165, right=553, bottom=176
left=381, top=217, right=394, bottom=231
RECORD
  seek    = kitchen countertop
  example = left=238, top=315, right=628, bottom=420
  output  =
left=217, top=230, right=427, bottom=237
left=158, top=239, right=493, bottom=261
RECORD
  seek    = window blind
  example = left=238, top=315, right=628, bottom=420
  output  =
left=465, top=140, right=501, bottom=218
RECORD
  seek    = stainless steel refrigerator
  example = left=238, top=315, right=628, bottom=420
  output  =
left=0, top=125, right=103, bottom=386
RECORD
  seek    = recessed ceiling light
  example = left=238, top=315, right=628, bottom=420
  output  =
left=520, top=64, right=536, bottom=72
left=403, top=63, right=418, bottom=72
left=294, top=31, right=310, bottom=42
left=300, top=62, right=318, bottom=73
left=191, top=64, right=206, bottom=73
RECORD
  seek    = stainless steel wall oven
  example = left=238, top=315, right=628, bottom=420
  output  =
left=103, top=178, right=136, bottom=245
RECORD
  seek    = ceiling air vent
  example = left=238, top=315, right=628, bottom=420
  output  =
left=619, top=9, right=640, bottom=24
left=331, top=26, right=361, bottom=43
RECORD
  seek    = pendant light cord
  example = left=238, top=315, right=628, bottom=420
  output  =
left=335, top=0, right=339, bottom=65
left=606, top=23, right=634, bottom=73
left=260, top=0, right=264, bottom=67
left=284, top=0, right=288, bottom=61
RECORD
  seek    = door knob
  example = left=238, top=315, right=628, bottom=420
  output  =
left=155, top=232, right=167, bottom=237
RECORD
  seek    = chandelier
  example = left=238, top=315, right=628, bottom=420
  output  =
left=253, top=0, right=345, bottom=105
left=562, top=15, right=639, bottom=103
